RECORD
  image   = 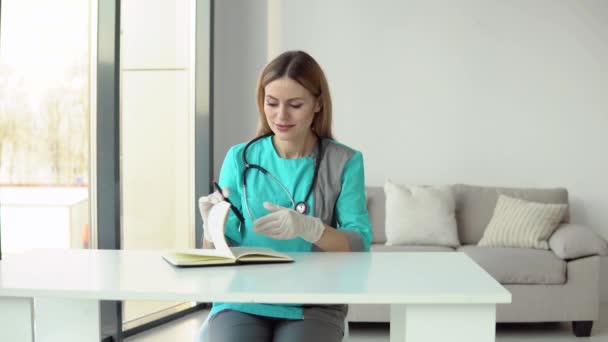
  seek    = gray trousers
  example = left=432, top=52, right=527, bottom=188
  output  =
left=198, top=309, right=344, bottom=342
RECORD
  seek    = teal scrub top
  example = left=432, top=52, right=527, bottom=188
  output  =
left=210, top=135, right=372, bottom=320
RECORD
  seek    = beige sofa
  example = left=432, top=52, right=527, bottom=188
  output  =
left=347, top=184, right=607, bottom=337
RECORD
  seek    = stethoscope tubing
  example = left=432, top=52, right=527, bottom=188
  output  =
left=241, top=132, right=323, bottom=221
left=243, top=167, right=297, bottom=220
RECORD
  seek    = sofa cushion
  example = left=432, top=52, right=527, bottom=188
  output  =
left=384, top=181, right=459, bottom=247
left=478, top=195, right=568, bottom=249
left=366, top=187, right=386, bottom=243
left=458, top=245, right=566, bottom=284
left=549, top=223, right=608, bottom=259
left=452, top=184, right=569, bottom=245
left=371, top=244, right=455, bottom=252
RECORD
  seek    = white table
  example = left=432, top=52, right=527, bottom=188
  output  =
left=0, top=249, right=510, bottom=342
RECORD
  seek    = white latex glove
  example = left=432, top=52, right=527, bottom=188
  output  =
left=253, top=202, right=326, bottom=243
left=198, top=188, right=230, bottom=244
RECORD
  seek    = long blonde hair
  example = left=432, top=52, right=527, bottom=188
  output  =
left=255, top=51, right=333, bottom=139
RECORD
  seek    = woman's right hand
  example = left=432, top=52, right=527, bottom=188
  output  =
left=198, top=188, right=230, bottom=246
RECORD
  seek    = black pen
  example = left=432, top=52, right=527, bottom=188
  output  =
left=212, top=182, right=245, bottom=225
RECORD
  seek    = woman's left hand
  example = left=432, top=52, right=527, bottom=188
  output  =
left=253, top=202, right=326, bottom=243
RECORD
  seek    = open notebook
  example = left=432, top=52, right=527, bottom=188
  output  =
left=163, top=201, right=293, bottom=267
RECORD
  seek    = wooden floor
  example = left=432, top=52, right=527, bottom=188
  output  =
left=126, top=304, right=608, bottom=342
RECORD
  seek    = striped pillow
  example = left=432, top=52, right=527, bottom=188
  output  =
left=478, top=195, right=568, bottom=249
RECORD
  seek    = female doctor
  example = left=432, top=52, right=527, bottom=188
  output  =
left=197, top=50, right=372, bottom=342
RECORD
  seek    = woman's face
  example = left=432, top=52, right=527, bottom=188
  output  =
left=264, top=77, right=320, bottom=143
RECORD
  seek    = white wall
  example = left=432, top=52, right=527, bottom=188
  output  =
left=214, top=0, right=608, bottom=300
left=274, top=0, right=608, bottom=221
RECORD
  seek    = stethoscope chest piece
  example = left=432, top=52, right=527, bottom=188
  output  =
left=295, top=201, right=308, bottom=215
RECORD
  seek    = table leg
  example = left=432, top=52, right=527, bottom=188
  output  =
left=0, top=297, right=34, bottom=341
left=390, top=304, right=495, bottom=342
left=34, top=298, right=100, bottom=342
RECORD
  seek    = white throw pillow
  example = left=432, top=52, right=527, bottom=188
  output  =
left=384, top=180, right=459, bottom=247
left=478, top=195, right=568, bottom=249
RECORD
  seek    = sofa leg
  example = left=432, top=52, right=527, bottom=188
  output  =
left=572, top=321, right=593, bottom=337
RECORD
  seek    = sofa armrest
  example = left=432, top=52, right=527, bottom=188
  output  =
left=549, top=223, right=608, bottom=260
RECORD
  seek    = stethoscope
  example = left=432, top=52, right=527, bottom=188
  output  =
left=241, top=132, right=324, bottom=223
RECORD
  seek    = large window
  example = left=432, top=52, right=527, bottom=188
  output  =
left=0, top=0, right=93, bottom=253
left=1, top=0, right=211, bottom=338
left=120, top=0, right=198, bottom=328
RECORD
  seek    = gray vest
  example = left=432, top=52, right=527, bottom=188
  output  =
left=312, top=139, right=365, bottom=252
left=305, top=139, right=364, bottom=331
